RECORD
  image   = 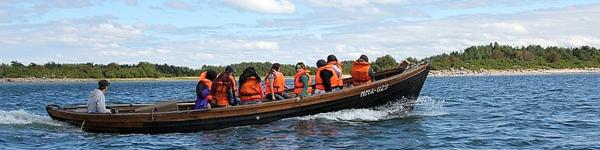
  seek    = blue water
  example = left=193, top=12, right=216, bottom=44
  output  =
left=1, top=74, right=600, bottom=149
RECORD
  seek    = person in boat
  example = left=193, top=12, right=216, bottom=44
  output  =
left=211, top=66, right=239, bottom=107
left=327, top=54, right=345, bottom=89
left=87, top=80, right=112, bottom=113
left=238, top=67, right=264, bottom=105
left=350, top=55, right=375, bottom=86
left=265, top=63, right=290, bottom=100
left=195, top=70, right=217, bottom=109
left=293, top=62, right=312, bottom=98
left=315, top=59, right=341, bottom=94
left=199, top=70, right=207, bottom=80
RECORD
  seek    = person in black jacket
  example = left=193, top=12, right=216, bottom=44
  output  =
left=314, top=59, right=334, bottom=94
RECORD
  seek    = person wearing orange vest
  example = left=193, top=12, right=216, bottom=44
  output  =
left=265, top=63, right=290, bottom=100
left=351, top=55, right=375, bottom=86
left=238, top=67, right=264, bottom=105
left=211, top=66, right=238, bottom=107
left=195, top=70, right=217, bottom=109
left=315, top=59, right=341, bottom=94
left=327, top=55, right=344, bottom=89
left=293, top=62, right=312, bottom=98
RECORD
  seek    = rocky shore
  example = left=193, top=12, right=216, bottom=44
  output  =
left=0, top=77, right=198, bottom=83
left=429, top=68, right=600, bottom=77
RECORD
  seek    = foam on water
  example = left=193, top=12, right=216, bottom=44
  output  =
left=295, top=96, right=447, bottom=122
left=0, top=109, right=63, bottom=126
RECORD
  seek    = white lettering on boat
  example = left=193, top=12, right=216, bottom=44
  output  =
left=360, top=84, right=389, bottom=97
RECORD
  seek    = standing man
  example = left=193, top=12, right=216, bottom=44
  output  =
left=87, top=80, right=112, bottom=113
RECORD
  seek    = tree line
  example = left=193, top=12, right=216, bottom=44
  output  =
left=426, top=42, right=600, bottom=70
left=0, top=55, right=401, bottom=78
left=0, top=62, right=199, bottom=78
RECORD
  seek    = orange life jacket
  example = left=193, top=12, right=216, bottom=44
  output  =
left=351, top=61, right=372, bottom=86
left=265, top=71, right=285, bottom=94
left=293, top=70, right=313, bottom=95
left=239, top=77, right=263, bottom=101
left=199, top=79, right=213, bottom=101
left=315, top=64, right=341, bottom=90
left=328, top=61, right=344, bottom=87
left=199, top=71, right=206, bottom=80
left=211, top=73, right=235, bottom=107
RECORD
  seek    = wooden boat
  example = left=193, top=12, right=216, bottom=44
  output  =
left=46, top=63, right=431, bottom=133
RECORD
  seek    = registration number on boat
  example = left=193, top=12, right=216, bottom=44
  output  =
left=360, top=84, right=389, bottom=97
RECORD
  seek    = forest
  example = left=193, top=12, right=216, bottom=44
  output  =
left=0, top=55, right=400, bottom=78
left=427, top=42, right=600, bottom=70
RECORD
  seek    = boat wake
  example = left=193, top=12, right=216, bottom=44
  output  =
left=294, top=96, right=446, bottom=122
left=0, top=109, right=63, bottom=126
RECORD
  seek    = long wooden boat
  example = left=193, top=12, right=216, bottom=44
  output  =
left=46, top=63, right=431, bottom=133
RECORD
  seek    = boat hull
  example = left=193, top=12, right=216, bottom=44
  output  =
left=47, top=64, right=431, bottom=133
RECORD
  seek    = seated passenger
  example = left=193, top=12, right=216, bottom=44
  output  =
left=87, top=80, right=112, bottom=113
left=315, top=59, right=341, bottom=94
left=265, top=63, right=290, bottom=100
left=195, top=70, right=217, bottom=109
left=211, top=66, right=238, bottom=107
left=327, top=54, right=344, bottom=89
left=351, top=55, right=375, bottom=86
left=238, top=67, right=264, bottom=105
left=293, top=62, right=312, bottom=98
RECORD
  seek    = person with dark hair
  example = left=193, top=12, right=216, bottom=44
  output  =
left=195, top=70, right=217, bottom=109
left=293, top=62, right=312, bottom=98
left=238, top=67, right=264, bottom=105
left=351, top=55, right=375, bottom=86
left=315, top=59, right=340, bottom=94
left=87, top=80, right=112, bottom=113
left=326, top=54, right=344, bottom=89
left=265, top=63, right=289, bottom=100
left=211, top=66, right=238, bottom=107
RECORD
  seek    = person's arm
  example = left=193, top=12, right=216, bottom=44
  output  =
left=321, top=70, right=333, bottom=92
left=97, top=92, right=111, bottom=113
left=369, top=68, right=375, bottom=82
left=300, top=75, right=309, bottom=97
left=268, top=73, right=275, bottom=99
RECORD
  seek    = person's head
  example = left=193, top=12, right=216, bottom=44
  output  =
left=271, top=63, right=281, bottom=72
left=225, top=66, right=235, bottom=74
left=239, top=67, right=261, bottom=86
left=316, top=59, right=327, bottom=68
left=98, top=80, right=110, bottom=91
left=359, top=55, right=369, bottom=62
left=205, top=70, right=218, bottom=81
left=327, top=54, right=338, bottom=63
left=295, top=62, right=306, bottom=72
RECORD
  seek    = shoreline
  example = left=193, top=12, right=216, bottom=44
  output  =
left=0, top=77, right=198, bottom=83
left=3, top=68, right=600, bottom=83
left=430, top=68, right=600, bottom=77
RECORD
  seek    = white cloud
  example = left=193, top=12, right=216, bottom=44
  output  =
left=163, top=0, right=192, bottom=10
left=223, top=0, right=295, bottom=14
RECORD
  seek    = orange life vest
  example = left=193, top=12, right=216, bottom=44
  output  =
left=293, top=70, right=313, bottom=95
left=212, top=73, right=235, bottom=107
left=199, top=79, right=213, bottom=101
left=265, top=71, right=285, bottom=94
left=328, top=61, right=344, bottom=87
left=239, top=77, right=263, bottom=101
left=199, top=71, right=206, bottom=80
left=351, top=61, right=372, bottom=86
left=315, top=64, right=341, bottom=90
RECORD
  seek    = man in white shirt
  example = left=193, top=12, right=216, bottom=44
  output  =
left=87, top=80, right=112, bottom=113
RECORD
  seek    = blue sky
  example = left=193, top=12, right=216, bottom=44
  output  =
left=1, top=0, right=600, bottom=68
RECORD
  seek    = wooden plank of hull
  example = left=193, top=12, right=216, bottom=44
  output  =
left=47, top=64, right=431, bottom=133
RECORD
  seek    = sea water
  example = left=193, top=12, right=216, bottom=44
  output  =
left=1, top=74, right=599, bottom=149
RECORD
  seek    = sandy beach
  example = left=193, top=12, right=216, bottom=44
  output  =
left=430, top=68, right=600, bottom=77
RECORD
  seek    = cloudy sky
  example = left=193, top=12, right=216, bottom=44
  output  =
left=1, top=0, right=599, bottom=68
